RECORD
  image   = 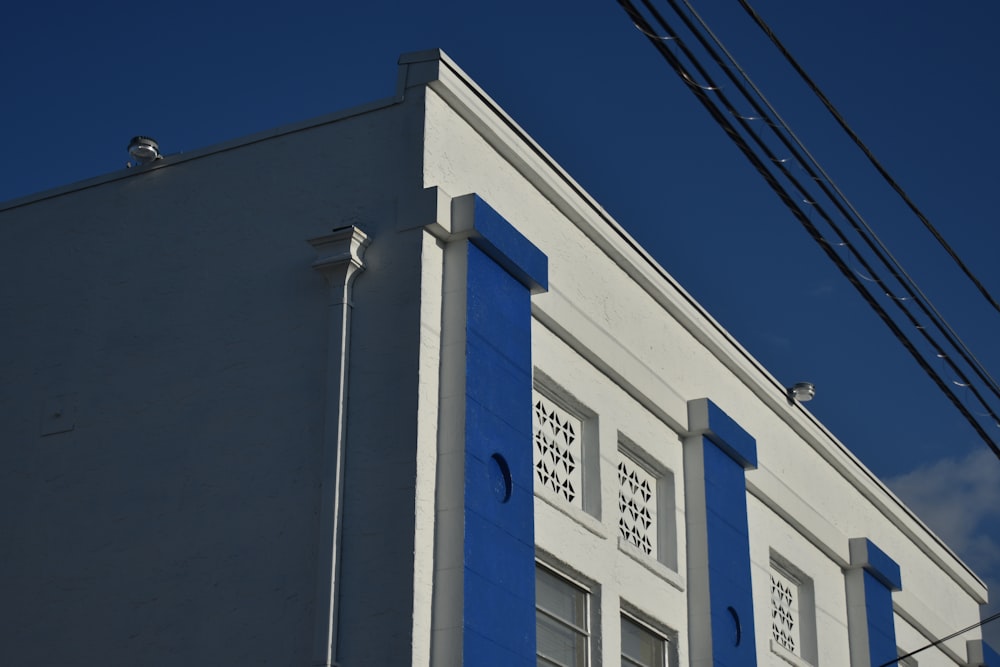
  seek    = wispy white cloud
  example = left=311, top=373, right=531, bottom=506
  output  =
left=887, top=449, right=1000, bottom=563
left=886, top=449, right=1000, bottom=646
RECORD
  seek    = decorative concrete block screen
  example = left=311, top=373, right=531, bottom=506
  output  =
left=533, top=391, right=583, bottom=509
left=770, top=565, right=801, bottom=656
left=618, top=452, right=657, bottom=558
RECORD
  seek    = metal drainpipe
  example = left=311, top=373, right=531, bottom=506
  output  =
left=307, top=226, right=371, bottom=667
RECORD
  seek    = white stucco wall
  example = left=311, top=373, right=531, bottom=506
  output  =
left=415, top=49, right=987, bottom=666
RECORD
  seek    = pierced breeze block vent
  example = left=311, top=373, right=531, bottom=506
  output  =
left=533, top=391, right=583, bottom=508
left=618, top=453, right=657, bottom=557
left=770, top=568, right=800, bottom=655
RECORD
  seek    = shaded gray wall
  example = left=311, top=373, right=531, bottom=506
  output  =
left=0, top=90, right=428, bottom=665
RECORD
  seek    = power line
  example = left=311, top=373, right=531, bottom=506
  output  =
left=737, top=0, right=1000, bottom=316
left=670, top=0, right=1000, bottom=402
left=876, top=611, right=1000, bottom=666
left=617, top=0, right=1000, bottom=451
left=647, top=0, right=1000, bottom=419
left=614, top=0, right=1000, bottom=458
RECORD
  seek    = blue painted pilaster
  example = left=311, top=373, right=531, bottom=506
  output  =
left=456, top=195, right=547, bottom=666
left=846, top=538, right=901, bottom=667
left=687, top=398, right=758, bottom=667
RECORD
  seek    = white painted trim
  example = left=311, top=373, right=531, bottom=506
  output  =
left=617, top=538, right=686, bottom=593
left=534, top=489, right=608, bottom=540
left=968, top=639, right=991, bottom=666
left=411, top=231, right=447, bottom=667
left=893, top=599, right=967, bottom=666
left=429, top=231, right=470, bottom=667
left=747, top=468, right=850, bottom=568
left=531, top=285, right=687, bottom=436
left=770, top=639, right=814, bottom=667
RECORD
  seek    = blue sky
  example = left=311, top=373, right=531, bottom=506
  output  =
left=4, top=0, right=999, bottom=648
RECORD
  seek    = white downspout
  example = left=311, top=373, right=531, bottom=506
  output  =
left=308, top=227, right=370, bottom=667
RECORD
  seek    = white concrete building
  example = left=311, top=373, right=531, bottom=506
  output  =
left=1, top=49, right=996, bottom=667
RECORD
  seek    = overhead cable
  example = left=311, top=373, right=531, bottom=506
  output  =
left=615, top=0, right=1000, bottom=458
left=876, top=610, right=1000, bottom=666
left=671, top=0, right=1000, bottom=401
left=737, top=0, right=1000, bottom=316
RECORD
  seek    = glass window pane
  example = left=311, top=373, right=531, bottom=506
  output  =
left=621, top=615, right=665, bottom=667
left=536, top=566, right=588, bottom=667
left=536, top=568, right=586, bottom=630
left=537, top=614, right=585, bottom=666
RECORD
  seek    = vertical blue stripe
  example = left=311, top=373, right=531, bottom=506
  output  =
left=849, top=538, right=901, bottom=667
left=460, top=198, right=546, bottom=666
left=694, top=399, right=758, bottom=667
left=862, top=571, right=897, bottom=667
left=702, top=441, right=758, bottom=667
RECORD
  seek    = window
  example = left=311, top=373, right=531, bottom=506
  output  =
left=621, top=614, right=667, bottom=667
left=533, top=390, right=584, bottom=509
left=536, top=566, right=589, bottom=667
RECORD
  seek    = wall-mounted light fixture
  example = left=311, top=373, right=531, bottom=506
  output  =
left=788, top=382, right=816, bottom=402
left=128, top=136, right=161, bottom=165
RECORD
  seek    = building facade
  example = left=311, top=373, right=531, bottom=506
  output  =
left=1, top=50, right=996, bottom=667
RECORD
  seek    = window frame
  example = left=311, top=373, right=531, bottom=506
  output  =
left=531, top=381, right=600, bottom=519
left=620, top=612, right=669, bottom=667
left=617, top=436, right=678, bottom=571
left=768, top=555, right=818, bottom=665
left=535, top=563, right=592, bottom=667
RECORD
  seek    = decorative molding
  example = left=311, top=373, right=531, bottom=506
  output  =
left=309, top=226, right=371, bottom=304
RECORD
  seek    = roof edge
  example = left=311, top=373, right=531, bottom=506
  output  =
left=415, top=48, right=988, bottom=599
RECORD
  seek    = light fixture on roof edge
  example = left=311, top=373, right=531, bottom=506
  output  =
left=128, top=136, right=161, bottom=165
left=788, top=382, right=816, bottom=402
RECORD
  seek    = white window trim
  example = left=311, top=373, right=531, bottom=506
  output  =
left=617, top=435, right=678, bottom=572
left=617, top=537, right=685, bottom=591
left=620, top=606, right=678, bottom=667
left=536, top=561, right=595, bottom=667
left=617, top=448, right=659, bottom=557
left=532, top=378, right=601, bottom=518
left=770, top=639, right=814, bottom=667
left=769, top=555, right=818, bottom=665
left=535, top=487, right=608, bottom=539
